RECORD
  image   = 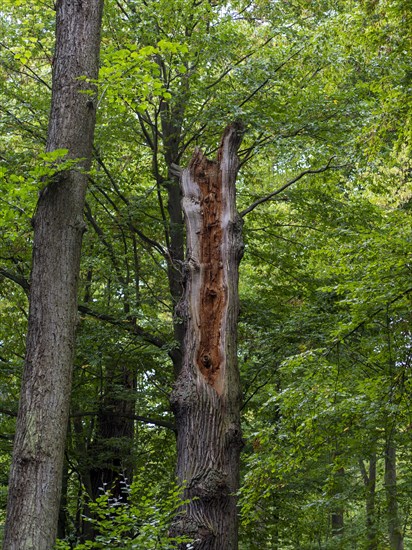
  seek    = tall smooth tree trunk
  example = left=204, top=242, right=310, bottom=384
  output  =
left=170, top=122, right=244, bottom=549
left=3, top=1, right=103, bottom=548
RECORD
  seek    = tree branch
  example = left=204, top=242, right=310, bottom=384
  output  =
left=358, top=459, right=369, bottom=486
left=240, top=157, right=337, bottom=217
left=78, top=304, right=167, bottom=350
left=0, top=406, right=17, bottom=417
left=0, top=267, right=30, bottom=293
left=93, top=149, right=129, bottom=206
left=205, top=19, right=303, bottom=91
left=70, top=410, right=175, bottom=432
left=84, top=202, right=126, bottom=284
left=327, top=286, right=412, bottom=349
left=237, top=47, right=304, bottom=110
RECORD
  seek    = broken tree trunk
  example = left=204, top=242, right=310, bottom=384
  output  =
left=170, top=122, right=244, bottom=549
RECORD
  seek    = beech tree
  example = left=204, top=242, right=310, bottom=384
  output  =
left=3, top=0, right=104, bottom=548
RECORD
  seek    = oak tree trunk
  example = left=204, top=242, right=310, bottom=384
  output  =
left=3, top=1, right=103, bottom=548
left=170, top=123, right=244, bottom=549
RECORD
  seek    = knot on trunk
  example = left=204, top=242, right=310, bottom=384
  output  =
left=169, top=515, right=215, bottom=549
left=170, top=378, right=197, bottom=417
left=225, top=423, right=244, bottom=450
left=189, top=468, right=230, bottom=500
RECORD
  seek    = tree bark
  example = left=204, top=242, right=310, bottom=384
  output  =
left=170, top=122, right=244, bottom=549
left=3, top=1, right=103, bottom=548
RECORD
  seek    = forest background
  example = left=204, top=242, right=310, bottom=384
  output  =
left=0, top=0, right=411, bottom=548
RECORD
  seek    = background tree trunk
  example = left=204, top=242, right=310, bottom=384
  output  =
left=385, top=438, right=404, bottom=550
left=170, top=122, right=244, bottom=549
left=360, top=454, right=378, bottom=550
left=331, top=465, right=345, bottom=540
left=89, top=360, right=136, bottom=501
left=3, top=1, right=103, bottom=548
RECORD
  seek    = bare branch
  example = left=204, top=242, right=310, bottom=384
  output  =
left=206, top=34, right=277, bottom=91
left=84, top=202, right=126, bottom=284
left=128, top=221, right=168, bottom=258
left=0, top=41, right=52, bottom=90
left=93, top=149, right=129, bottom=206
left=205, top=19, right=303, bottom=91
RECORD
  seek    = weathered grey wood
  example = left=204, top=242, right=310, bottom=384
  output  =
left=171, top=122, right=244, bottom=549
left=3, top=1, right=103, bottom=548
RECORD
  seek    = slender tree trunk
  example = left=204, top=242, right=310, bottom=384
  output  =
left=3, top=2, right=103, bottom=548
left=330, top=456, right=344, bottom=541
left=72, top=416, right=96, bottom=542
left=331, top=508, right=344, bottom=538
left=385, top=438, right=404, bottom=550
left=170, top=123, right=244, bottom=549
left=331, top=467, right=344, bottom=544
left=359, top=454, right=378, bottom=550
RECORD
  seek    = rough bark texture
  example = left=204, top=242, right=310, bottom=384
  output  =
left=3, top=1, right=103, bottom=548
left=170, top=123, right=244, bottom=549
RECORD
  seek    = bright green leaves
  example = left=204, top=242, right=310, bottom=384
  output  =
left=1, top=0, right=412, bottom=547
left=0, top=0, right=54, bottom=77
left=55, top=478, right=190, bottom=550
left=96, top=40, right=188, bottom=114
left=29, top=149, right=84, bottom=186
left=157, top=40, right=188, bottom=56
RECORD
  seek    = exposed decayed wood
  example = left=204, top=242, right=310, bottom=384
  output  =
left=171, top=122, right=244, bottom=549
left=190, top=154, right=225, bottom=389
